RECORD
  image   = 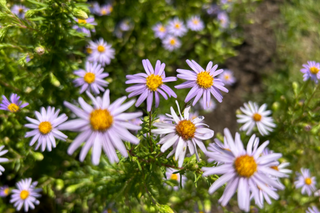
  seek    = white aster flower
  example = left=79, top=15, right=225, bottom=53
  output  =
left=162, top=35, right=181, bottom=51
left=10, top=178, right=41, bottom=212
left=25, top=107, right=68, bottom=152
left=167, top=17, right=187, bottom=37
left=88, top=39, right=115, bottom=66
left=59, top=90, right=142, bottom=165
left=152, top=23, right=167, bottom=39
left=218, top=69, right=236, bottom=86
left=295, top=168, right=316, bottom=196
left=0, top=146, right=8, bottom=175
left=151, top=101, right=214, bottom=167
left=187, top=16, right=205, bottom=31
left=237, top=101, right=276, bottom=136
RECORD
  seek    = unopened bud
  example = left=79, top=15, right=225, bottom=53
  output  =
left=272, top=102, right=279, bottom=111
left=72, top=8, right=88, bottom=19
left=35, top=46, right=45, bottom=55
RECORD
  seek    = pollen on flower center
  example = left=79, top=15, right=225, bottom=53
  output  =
left=97, top=45, right=105, bottom=53
left=101, top=9, right=107, bottom=15
left=39, top=121, right=52, bottom=135
left=305, top=177, right=312, bottom=185
left=90, top=109, right=113, bottom=131
left=4, top=188, right=9, bottom=195
left=7, top=103, right=19, bottom=112
left=146, top=74, right=163, bottom=91
left=84, top=72, right=95, bottom=84
left=18, top=8, right=23, bottom=13
left=252, top=113, right=262, bottom=122
left=159, top=26, right=165, bottom=32
left=174, top=23, right=180, bottom=29
left=170, top=174, right=178, bottom=180
left=310, top=66, right=319, bottom=74
left=86, top=47, right=92, bottom=54
left=192, top=19, right=199, bottom=24
left=176, top=120, right=196, bottom=140
left=196, top=71, right=214, bottom=89
left=20, top=190, right=29, bottom=200
left=78, top=19, right=87, bottom=24
left=234, top=155, right=257, bottom=178
left=170, top=39, right=176, bottom=45
left=224, top=74, right=230, bottom=80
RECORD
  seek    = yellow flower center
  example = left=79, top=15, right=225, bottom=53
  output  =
left=310, top=66, right=319, bottom=74
left=109, top=7, right=113, bottom=12
left=107, top=209, right=112, bottom=213
left=305, top=177, right=312, bottom=185
left=78, top=19, right=87, bottom=24
left=90, top=109, right=113, bottom=131
left=271, top=165, right=279, bottom=171
left=224, top=74, right=230, bottom=80
left=101, top=9, right=107, bottom=15
left=7, top=103, right=19, bottom=112
left=97, top=45, right=105, bottom=53
left=170, top=174, right=178, bottom=181
left=3, top=188, right=9, bottom=195
left=170, top=39, right=176, bottom=45
left=20, top=190, right=29, bottom=200
left=146, top=74, right=163, bottom=91
left=86, top=47, right=92, bottom=54
left=18, top=8, right=23, bottom=13
left=196, top=71, right=214, bottom=89
left=192, top=19, right=199, bottom=25
left=234, top=155, right=257, bottom=178
left=176, top=120, right=196, bottom=140
left=84, top=72, right=95, bottom=84
left=252, top=113, right=262, bottom=122
left=159, top=26, right=165, bottom=32
left=174, top=23, right=180, bottom=29
left=39, top=121, right=52, bottom=135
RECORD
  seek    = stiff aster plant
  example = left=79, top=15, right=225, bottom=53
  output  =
left=25, top=107, right=68, bottom=152
left=125, top=59, right=177, bottom=112
left=151, top=101, right=214, bottom=167
left=87, top=39, right=115, bottom=66
left=218, top=69, right=236, bottom=85
left=10, top=178, right=41, bottom=212
left=203, top=128, right=287, bottom=212
left=187, top=16, right=205, bottom=31
left=295, top=168, right=316, bottom=196
left=0, top=93, right=28, bottom=112
left=73, top=17, right=97, bottom=37
left=11, top=5, right=29, bottom=18
left=300, top=61, right=320, bottom=83
left=97, top=4, right=113, bottom=16
left=0, top=186, right=9, bottom=197
left=217, top=11, right=229, bottom=28
left=152, top=23, right=167, bottom=39
left=167, top=17, right=187, bottom=37
left=0, top=146, right=8, bottom=175
left=59, top=90, right=142, bottom=165
left=175, top=59, right=228, bottom=109
left=162, top=35, right=181, bottom=51
left=73, top=61, right=109, bottom=94
left=237, top=101, right=276, bottom=136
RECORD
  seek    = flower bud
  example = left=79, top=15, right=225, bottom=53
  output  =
left=72, top=8, right=88, bottom=19
left=35, top=46, right=45, bottom=55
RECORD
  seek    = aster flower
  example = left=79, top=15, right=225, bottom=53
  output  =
left=218, top=69, right=236, bottom=85
left=237, top=101, right=276, bottom=136
left=87, top=39, right=115, bottom=66
left=24, top=107, right=68, bottom=152
left=203, top=128, right=287, bottom=212
left=0, top=146, right=8, bottom=175
left=167, top=17, right=187, bottom=37
left=73, top=61, right=109, bottom=94
left=295, top=168, right=316, bottom=196
left=10, top=178, right=41, bottom=212
left=58, top=90, right=142, bottom=165
left=187, top=16, right=205, bottom=31
left=0, top=186, right=10, bottom=197
left=73, top=17, right=97, bottom=37
left=198, top=98, right=216, bottom=113
left=204, top=4, right=220, bottom=16
left=0, top=93, right=28, bottom=112
left=125, top=59, right=177, bottom=112
left=162, top=35, right=181, bottom=51
left=300, top=61, right=320, bottom=83
left=155, top=115, right=169, bottom=124
left=26, top=54, right=33, bottom=63
left=152, top=101, right=214, bottom=167
left=175, top=59, right=228, bottom=109
left=165, top=168, right=187, bottom=190
left=115, top=19, right=133, bottom=38
left=11, top=5, right=29, bottom=18
left=307, top=206, right=320, bottom=213
left=152, top=23, right=167, bottom=39
left=217, top=11, right=229, bottom=28
left=97, top=4, right=113, bottom=16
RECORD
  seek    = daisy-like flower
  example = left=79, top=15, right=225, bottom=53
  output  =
left=73, top=17, right=97, bottom=37
left=73, top=62, right=109, bottom=94
left=87, top=39, right=115, bottom=66
left=0, top=186, right=10, bottom=197
left=175, top=59, right=228, bottom=109
left=11, top=5, right=29, bottom=18
left=165, top=168, right=187, bottom=190
left=204, top=4, right=220, bottom=16
left=58, top=90, right=142, bottom=165
left=152, top=23, right=167, bottom=39
left=0, top=93, right=28, bottom=112
left=203, top=128, right=287, bottom=212
left=10, top=178, right=41, bottom=212
left=24, top=107, right=68, bottom=152
left=162, top=35, right=181, bottom=51
left=155, top=115, right=169, bottom=124
left=218, top=69, right=236, bottom=86
left=167, top=18, right=187, bottom=37
left=0, top=146, right=8, bottom=175
left=97, top=4, right=113, bottom=16
left=198, top=97, right=216, bottom=113
left=237, top=101, right=276, bottom=136
left=300, top=61, right=320, bottom=83
left=125, top=59, right=177, bottom=112
left=187, top=16, right=205, bottom=31
left=295, top=168, right=317, bottom=196
left=217, top=11, right=229, bottom=28
left=307, top=206, right=320, bottom=213
left=152, top=101, right=214, bottom=167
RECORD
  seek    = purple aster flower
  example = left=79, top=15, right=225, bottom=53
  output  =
left=125, top=59, right=177, bottom=112
left=73, top=17, right=97, bottom=37
left=217, top=11, right=229, bottom=28
left=96, top=4, right=113, bottom=16
left=87, top=39, right=115, bottom=66
left=0, top=93, right=28, bottom=112
left=203, top=4, right=220, bottom=16
left=300, top=61, right=320, bottom=83
left=203, top=128, right=287, bottom=212
left=0, top=146, right=8, bottom=175
left=152, top=23, right=167, bottom=39
left=307, top=206, right=320, bottom=213
left=295, top=168, right=316, bottom=196
left=155, top=114, right=170, bottom=124
left=187, top=16, right=205, bottom=31
left=175, top=59, right=228, bottom=109
left=167, top=17, right=187, bottom=37
left=0, top=186, right=10, bottom=197
left=162, top=35, right=181, bottom=51
left=218, top=69, right=236, bottom=85
left=165, top=168, right=187, bottom=190
left=11, top=5, right=29, bottom=19
left=73, top=61, right=109, bottom=94
left=58, top=90, right=143, bottom=165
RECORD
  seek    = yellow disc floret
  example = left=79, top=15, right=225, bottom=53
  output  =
left=86, top=47, right=92, bottom=54
left=305, top=177, right=312, bottom=185
left=90, top=109, right=113, bottom=131
left=234, top=155, right=257, bottom=178
left=192, top=19, right=199, bottom=25
left=159, top=26, right=166, bottom=32
left=174, top=23, right=180, bottom=29
left=252, top=113, right=262, bottom=122
left=170, top=39, right=176, bottom=45
left=196, top=71, right=214, bottom=89
left=170, top=174, right=178, bottom=181
left=176, top=120, right=196, bottom=140
left=20, top=190, right=29, bottom=200
left=78, top=19, right=87, bottom=24
left=3, top=188, right=9, bottom=195
left=39, top=121, right=52, bottom=135
left=7, top=103, right=19, bottom=112
left=97, top=45, right=105, bottom=53
left=84, top=72, right=95, bottom=84
left=310, top=66, right=319, bottom=74
left=146, top=74, right=163, bottom=91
